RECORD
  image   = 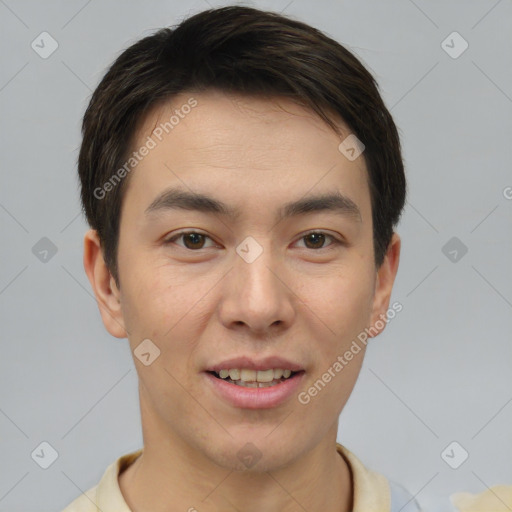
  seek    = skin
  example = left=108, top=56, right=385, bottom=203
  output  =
left=84, top=89, right=400, bottom=512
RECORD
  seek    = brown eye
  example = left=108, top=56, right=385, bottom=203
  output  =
left=182, top=233, right=206, bottom=249
left=303, top=232, right=327, bottom=249
left=297, top=231, right=339, bottom=250
left=165, top=231, right=215, bottom=250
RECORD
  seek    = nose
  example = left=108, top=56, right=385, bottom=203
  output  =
left=217, top=242, right=295, bottom=336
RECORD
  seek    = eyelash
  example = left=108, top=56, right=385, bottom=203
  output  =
left=163, top=230, right=343, bottom=251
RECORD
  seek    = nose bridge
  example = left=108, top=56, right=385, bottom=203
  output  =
left=219, top=234, right=294, bottom=332
left=239, top=236, right=278, bottom=289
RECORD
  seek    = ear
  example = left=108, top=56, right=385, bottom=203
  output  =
left=83, top=229, right=127, bottom=338
left=368, top=232, right=401, bottom=338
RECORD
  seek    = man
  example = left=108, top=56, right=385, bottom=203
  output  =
left=63, top=5, right=421, bottom=511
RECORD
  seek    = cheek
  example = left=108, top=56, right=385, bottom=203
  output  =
left=119, top=253, right=186, bottom=328
left=296, top=272, right=373, bottom=422
left=121, top=264, right=212, bottom=369
left=303, top=263, right=375, bottom=339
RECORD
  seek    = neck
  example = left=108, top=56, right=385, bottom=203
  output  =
left=119, top=393, right=353, bottom=512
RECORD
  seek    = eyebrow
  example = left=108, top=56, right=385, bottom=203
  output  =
left=144, top=187, right=362, bottom=223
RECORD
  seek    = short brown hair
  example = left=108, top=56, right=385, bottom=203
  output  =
left=78, top=5, right=406, bottom=288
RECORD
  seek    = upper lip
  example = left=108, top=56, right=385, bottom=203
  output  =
left=205, top=356, right=304, bottom=373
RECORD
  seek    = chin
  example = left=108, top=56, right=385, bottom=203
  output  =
left=203, top=433, right=301, bottom=473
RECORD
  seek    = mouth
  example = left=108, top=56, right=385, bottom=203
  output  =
left=206, top=368, right=304, bottom=388
left=203, top=355, right=306, bottom=409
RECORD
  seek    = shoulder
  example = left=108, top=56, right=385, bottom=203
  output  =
left=59, top=449, right=142, bottom=512
left=389, top=480, right=422, bottom=512
left=60, top=484, right=99, bottom=512
left=336, top=443, right=422, bottom=512
left=450, top=485, right=512, bottom=511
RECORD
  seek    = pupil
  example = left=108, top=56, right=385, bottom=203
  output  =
left=306, top=233, right=324, bottom=249
left=185, top=233, right=204, bottom=249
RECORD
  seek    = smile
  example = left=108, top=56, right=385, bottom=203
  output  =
left=204, top=369, right=306, bottom=409
left=210, top=368, right=296, bottom=387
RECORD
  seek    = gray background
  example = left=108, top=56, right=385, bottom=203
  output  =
left=0, top=1, right=511, bottom=511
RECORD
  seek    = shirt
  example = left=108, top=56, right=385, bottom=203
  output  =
left=450, top=485, right=512, bottom=511
left=61, top=442, right=422, bottom=512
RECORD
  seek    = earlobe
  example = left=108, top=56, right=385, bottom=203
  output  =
left=368, top=232, right=401, bottom=338
left=83, top=229, right=127, bottom=339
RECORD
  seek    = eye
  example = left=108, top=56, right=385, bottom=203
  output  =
left=164, top=231, right=217, bottom=250
left=295, top=231, right=342, bottom=250
left=164, top=230, right=343, bottom=251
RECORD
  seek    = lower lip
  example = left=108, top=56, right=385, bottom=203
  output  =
left=203, top=371, right=305, bottom=409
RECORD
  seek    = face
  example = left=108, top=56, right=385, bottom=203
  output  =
left=85, top=89, right=400, bottom=472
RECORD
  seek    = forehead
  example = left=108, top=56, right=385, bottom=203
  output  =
left=121, top=90, right=370, bottom=222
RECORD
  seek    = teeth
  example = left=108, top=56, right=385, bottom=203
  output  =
left=232, top=379, right=282, bottom=388
left=215, top=368, right=295, bottom=382
left=240, top=369, right=257, bottom=382
left=256, top=369, right=274, bottom=382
